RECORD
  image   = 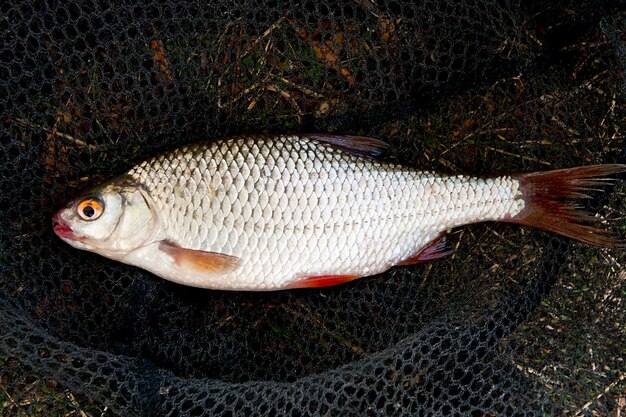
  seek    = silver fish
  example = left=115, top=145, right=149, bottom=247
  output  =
left=53, top=134, right=625, bottom=290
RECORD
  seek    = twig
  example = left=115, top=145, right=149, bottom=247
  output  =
left=512, top=360, right=557, bottom=390
left=452, top=128, right=517, bottom=145
left=418, top=263, right=433, bottom=289
left=587, top=333, right=596, bottom=372
left=599, top=90, right=617, bottom=130
left=241, top=16, right=286, bottom=58
left=279, top=77, right=324, bottom=98
left=14, top=118, right=97, bottom=151
left=47, top=130, right=96, bottom=151
left=65, top=391, right=91, bottom=417
left=1, top=384, right=18, bottom=413
left=482, top=145, right=553, bottom=167
left=560, top=40, right=609, bottom=52
left=266, top=84, right=303, bottom=123
left=574, top=373, right=625, bottom=416
left=352, top=0, right=381, bottom=17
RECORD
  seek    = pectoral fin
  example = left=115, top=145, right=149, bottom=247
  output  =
left=159, top=241, right=240, bottom=274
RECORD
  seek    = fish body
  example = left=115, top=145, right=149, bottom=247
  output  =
left=53, top=134, right=624, bottom=290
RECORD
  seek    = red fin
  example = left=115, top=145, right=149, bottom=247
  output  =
left=509, top=164, right=626, bottom=247
left=287, top=274, right=360, bottom=289
left=397, top=233, right=453, bottom=265
left=159, top=241, right=241, bottom=273
left=304, top=134, right=389, bottom=159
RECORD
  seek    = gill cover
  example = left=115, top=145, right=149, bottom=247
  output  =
left=102, top=185, right=158, bottom=252
left=55, top=177, right=161, bottom=256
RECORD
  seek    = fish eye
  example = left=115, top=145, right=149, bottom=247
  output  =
left=76, top=197, right=104, bottom=221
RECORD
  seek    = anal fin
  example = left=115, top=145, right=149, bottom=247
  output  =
left=287, top=274, right=360, bottom=289
left=397, top=233, right=453, bottom=266
left=159, top=241, right=240, bottom=273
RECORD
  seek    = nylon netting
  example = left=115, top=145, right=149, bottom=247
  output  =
left=1, top=1, right=625, bottom=416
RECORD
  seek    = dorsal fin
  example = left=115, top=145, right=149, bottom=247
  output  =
left=304, top=134, right=389, bottom=159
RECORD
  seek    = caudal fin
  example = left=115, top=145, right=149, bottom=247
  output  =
left=508, top=164, right=626, bottom=247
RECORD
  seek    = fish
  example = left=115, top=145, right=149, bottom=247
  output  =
left=52, top=134, right=625, bottom=291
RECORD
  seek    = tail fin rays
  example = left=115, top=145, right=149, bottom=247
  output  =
left=507, top=164, right=626, bottom=248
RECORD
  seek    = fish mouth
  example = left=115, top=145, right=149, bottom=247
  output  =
left=52, top=211, right=81, bottom=241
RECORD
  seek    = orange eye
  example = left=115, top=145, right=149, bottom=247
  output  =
left=76, top=197, right=104, bottom=221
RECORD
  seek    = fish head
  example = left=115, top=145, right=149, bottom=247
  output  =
left=53, top=176, right=161, bottom=259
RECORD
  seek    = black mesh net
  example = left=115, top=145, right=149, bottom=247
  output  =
left=1, top=1, right=625, bottom=416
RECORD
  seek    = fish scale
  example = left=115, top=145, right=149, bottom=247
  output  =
left=125, top=135, right=524, bottom=289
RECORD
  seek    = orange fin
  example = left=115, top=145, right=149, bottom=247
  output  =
left=397, top=233, right=453, bottom=266
left=159, top=241, right=240, bottom=273
left=287, top=274, right=360, bottom=289
left=509, top=164, right=626, bottom=247
left=304, top=134, right=389, bottom=159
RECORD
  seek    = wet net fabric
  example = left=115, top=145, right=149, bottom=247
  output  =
left=1, top=1, right=625, bottom=416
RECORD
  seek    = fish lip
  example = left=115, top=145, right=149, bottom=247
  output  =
left=52, top=211, right=82, bottom=241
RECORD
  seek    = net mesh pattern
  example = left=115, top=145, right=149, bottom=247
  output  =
left=1, top=1, right=625, bottom=416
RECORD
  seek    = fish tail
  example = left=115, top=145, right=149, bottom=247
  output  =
left=507, top=164, right=626, bottom=247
